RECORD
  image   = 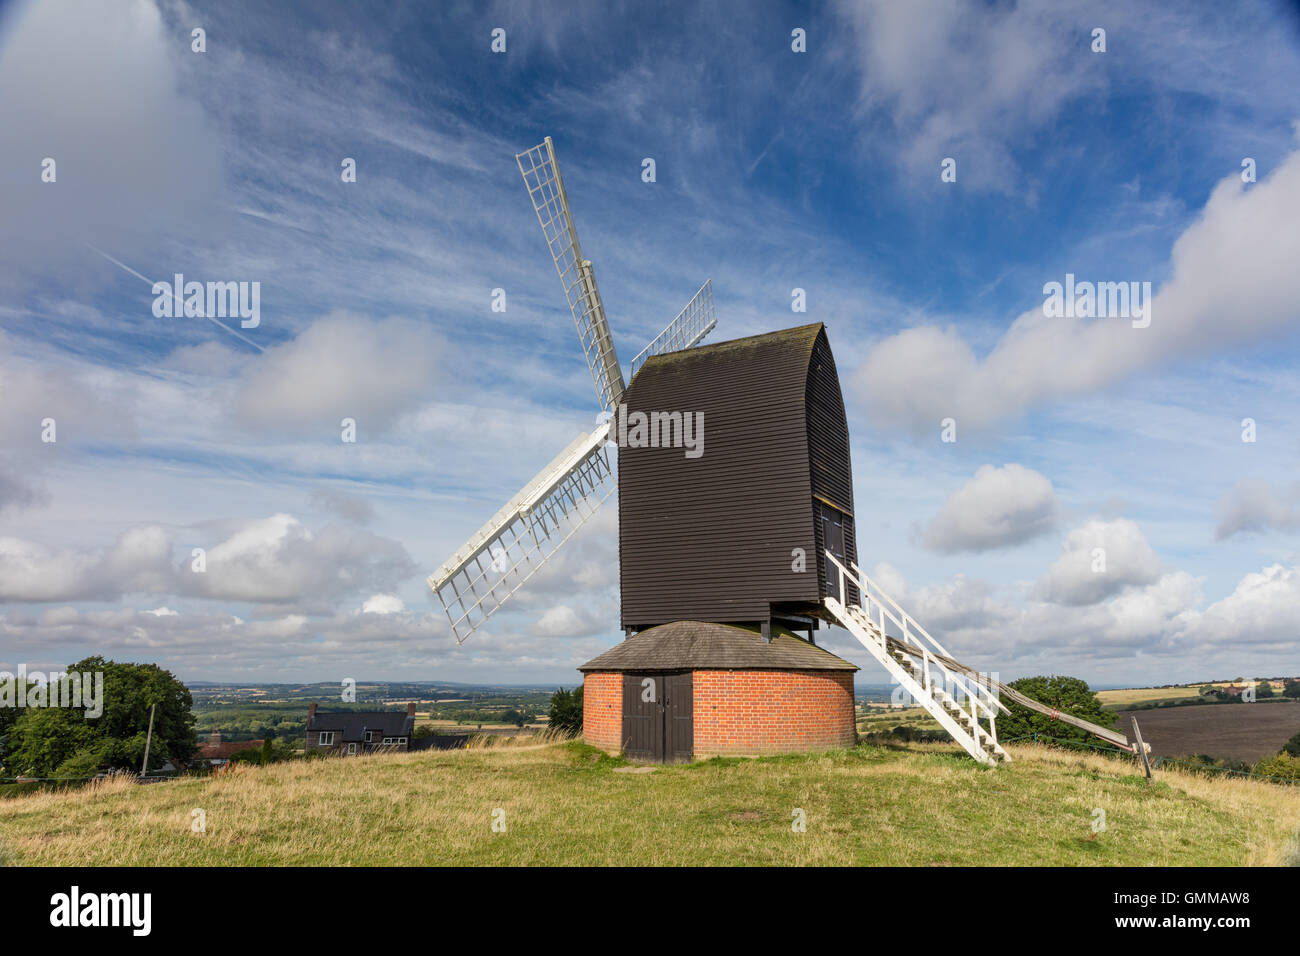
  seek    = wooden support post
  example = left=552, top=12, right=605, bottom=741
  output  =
left=1130, top=716, right=1152, bottom=783
left=139, top=703, right=156, bottom=779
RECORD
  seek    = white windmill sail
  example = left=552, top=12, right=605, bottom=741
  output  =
left=629, top=278, right=717, bottom=381
left=517, top=137, right=626, bottom=411
left=429, top=424, right=616, bottom=644
left=428, top=135, right=721, bottom=644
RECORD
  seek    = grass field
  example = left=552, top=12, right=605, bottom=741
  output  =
left=1, top=739, right=1296, bottom=866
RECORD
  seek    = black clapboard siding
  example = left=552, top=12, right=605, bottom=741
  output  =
left=618, top=323, right=855, bottom=629
left=805, top=330, right=859, bottom=603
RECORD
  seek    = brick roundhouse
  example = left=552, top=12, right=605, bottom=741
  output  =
left=579, top=621, right=858, bottom=761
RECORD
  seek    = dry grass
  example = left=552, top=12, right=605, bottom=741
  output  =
left=0, top=740, right=1295, bottom=866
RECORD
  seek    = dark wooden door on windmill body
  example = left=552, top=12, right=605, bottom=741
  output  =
left=816, top=499, right=859, bottom=607
left=622, top=672, right=693, bottom=763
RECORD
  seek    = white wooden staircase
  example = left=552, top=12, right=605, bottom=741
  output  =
left=823, top=552, right=1011, bottom=766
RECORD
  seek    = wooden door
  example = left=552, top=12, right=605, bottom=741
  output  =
left=665, top=672, right=694, bottom=763
left=622, top=672, right=693, bottom=763
left=623, top=673, right=663, bottom=761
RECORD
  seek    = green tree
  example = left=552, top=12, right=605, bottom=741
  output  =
left=0, top=674, right=40, bottom=766
left=1283, top=680, right=1300, bottom=700
left=1254, top=753, right=1300, bottom=782
left=547, top=686, right=584, bottom=736
left=500, top=708, right=531, bottom=728
left=4, top=658, right=196, bottom=777
left=1282, top=730, right=1300, bottom=758
left=1255, top=680, right=1275, bottom=699
left=996, top=675, right=1115, bottom=745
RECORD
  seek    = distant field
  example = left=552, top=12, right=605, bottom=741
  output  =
left=1097, top=686, right=1203, bottom=709
left=1119, top=702, right=1300, bottom=763
left=857, top=706, right=941, bottom=736
left=2, top=740, right=1298, bottom=866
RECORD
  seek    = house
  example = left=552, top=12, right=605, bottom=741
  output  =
left=196, top=730, right=263, bottom=767
left=305, top=702, right=417, bottom=755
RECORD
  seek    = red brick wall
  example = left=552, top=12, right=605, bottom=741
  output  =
left=582, top=672, right=622, bottom=751
left=693, top=669, right=856, bottom=756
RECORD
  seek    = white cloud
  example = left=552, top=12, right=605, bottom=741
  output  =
left=187, top=513, right=415, bottom=603
left=235, top=313, right=443, bottom=433
left=361, top=593, right=405, bottom=615
left=0, top=525, right=172, bottom=602
left=1215, top=479, right=1300, bottom=539
left=0, top=0, right=226, bottom=289
left=921, top=463, right=1058, bottom=552
left=835, top=0, right=1099, bottom=193
left=0, top=514, right=414, bottom=604
left=1037, top=518, right=1162, bottom=606
left=536, top=605, right=584, bottom=636
left=1187, top=564, right=1300, bottom=647
left=906, top=574, right=1012, bottom=632
left=0, top=331, right=139, bottom=450
left=854, top=142, right=1300, bottom=431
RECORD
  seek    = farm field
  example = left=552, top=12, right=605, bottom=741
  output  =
left=1, top=739, right=1296, bottom=867
left=857, top=705, right=942, bottom=736
left=1097, top=686, right=1202, bottom=709
left=1119, top=702, right=1300, bottom=763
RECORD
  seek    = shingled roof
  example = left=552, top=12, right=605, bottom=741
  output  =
left=578, top=620, right=858, bottom=672
left=633, top=322, right=823, bottom=376
left=306, top=710, right=414, bottom=742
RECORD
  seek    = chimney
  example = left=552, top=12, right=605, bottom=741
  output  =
left=308, top=702, right=317, bottom=720
left=406, top=702, right=417, bottom=717
left=209, top=729, right=221, bottom=746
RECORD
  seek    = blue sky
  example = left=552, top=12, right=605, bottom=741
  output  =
left=1, top=0, right=1299, bottom=688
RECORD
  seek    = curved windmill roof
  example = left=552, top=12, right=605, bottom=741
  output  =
left=578, top=621, right=859, bottom=672
left=630, top=320, right=824, bottom=383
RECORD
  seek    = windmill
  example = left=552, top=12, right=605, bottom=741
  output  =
left=427, top=137, right=717, bottom=645
left=427, top=137, right=1147, bottom=768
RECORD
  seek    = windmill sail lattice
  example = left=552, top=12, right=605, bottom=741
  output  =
left=630, top=279, right=716, bottom=381
left=429, top=135, right=718, bottom=644
left=517, top=137, right=625, bottom=411
left=429, top=425, right=616, bottom=644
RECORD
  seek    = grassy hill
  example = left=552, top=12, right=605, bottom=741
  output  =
left=1, top=740, right=1297, bottom=866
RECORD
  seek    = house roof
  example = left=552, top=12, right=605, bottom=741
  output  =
left=577, top=620, right=858, bottom=672
left=197, top=739, right=263, bottom=760
left=307, top=711, right=414, bottom=742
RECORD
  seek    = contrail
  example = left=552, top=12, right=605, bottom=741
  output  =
left=84, top=242, right=265, bottom=353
